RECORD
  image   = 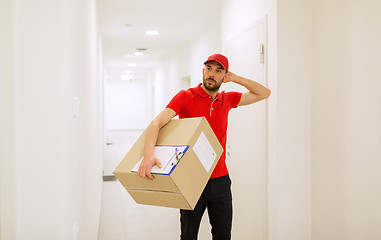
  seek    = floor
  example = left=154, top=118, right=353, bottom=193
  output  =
left=98, top=180, right=213, bottom=240
left=98, top=180, right=179, bottom=240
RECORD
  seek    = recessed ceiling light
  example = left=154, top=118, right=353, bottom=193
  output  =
left=134, top=51, right=144, bottom=56
left=128, top=63, right=136, bottom=67
left=145, top=30, right=159, bottom=36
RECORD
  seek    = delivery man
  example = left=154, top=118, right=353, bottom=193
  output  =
left=138, top=53, right=271, bottom=240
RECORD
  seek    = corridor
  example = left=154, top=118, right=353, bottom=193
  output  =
left=1, top=0, right=380, bottom=239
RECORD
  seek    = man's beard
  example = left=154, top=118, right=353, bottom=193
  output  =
left=203, top=77, right=223, bottom=92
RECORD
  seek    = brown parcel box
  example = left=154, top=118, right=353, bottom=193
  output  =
left=113, top=117, right=223, bottom=210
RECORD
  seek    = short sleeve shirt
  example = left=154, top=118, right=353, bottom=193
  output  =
left=166, top=83, right=242, bottom=178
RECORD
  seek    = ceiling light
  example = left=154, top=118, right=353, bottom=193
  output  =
left=134, top=51, right=144, bottom=56
left=128, top=63, right=136, bottom=67
left=145, top=30, right=159, bottom=36
left=124, top=70, right=132, bottom=74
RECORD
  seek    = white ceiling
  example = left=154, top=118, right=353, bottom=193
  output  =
left=97, top=0, right=221, bottom=81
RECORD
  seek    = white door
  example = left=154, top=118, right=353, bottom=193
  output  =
left=103, top=79, right=148, bottom=177
left=223, top=17, right=268, bottom=239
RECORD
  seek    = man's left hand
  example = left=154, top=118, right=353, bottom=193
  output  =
left=224, top=71, right=238, bottom=83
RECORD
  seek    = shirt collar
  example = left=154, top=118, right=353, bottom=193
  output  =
left=195, top=83, right=222, bottom=101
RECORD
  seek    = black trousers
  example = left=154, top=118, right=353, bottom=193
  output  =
left=180, top=174, right=232, bottom=240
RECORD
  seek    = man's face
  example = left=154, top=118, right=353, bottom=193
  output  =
left=202, top=61, right=227, bottom=92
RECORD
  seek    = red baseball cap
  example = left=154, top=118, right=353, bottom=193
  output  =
left=204, top=53, right=229, bottom=72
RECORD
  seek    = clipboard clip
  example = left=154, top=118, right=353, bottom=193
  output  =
left=172, top=147, right=183, bottom=166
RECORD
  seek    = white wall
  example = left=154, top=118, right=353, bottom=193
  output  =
left=153, top=19, right=221, bottom=115
left=221, top=1, right=381, bottom=239
left=0, top=0, right=103, bottom=239
left=312, top=0, right=381, bottom=239
left=276, top=0, right=312, bottom=239
left=0, top=0, right=16, bottom=239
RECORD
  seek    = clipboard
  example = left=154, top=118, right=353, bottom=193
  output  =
left=131, top=145, right=189, bottom=175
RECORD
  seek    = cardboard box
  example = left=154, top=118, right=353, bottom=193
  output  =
left=113, top=117, right=223, bottom=210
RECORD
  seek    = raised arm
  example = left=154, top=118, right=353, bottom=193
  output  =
left=138, top=108, right=177, bottom=180
left=224, top=72, right=271, bottom=106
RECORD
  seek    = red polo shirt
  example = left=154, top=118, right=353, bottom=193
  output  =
left=166, top=83, right=242, bottom=179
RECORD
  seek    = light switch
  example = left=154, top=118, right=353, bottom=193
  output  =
left=73, top=96, right=80, bottom=118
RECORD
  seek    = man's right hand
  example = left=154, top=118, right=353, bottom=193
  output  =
left=138, top=108, right=175, bottom=180
left=138, top=155, right=162, bottom=180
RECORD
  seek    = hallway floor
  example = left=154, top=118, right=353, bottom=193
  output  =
left=98, top=180, right=181, bottom=240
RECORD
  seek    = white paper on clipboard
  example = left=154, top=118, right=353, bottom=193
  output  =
left=131, top=145, right=189, bottom=175
left=192, top=132, right=217, bottom=172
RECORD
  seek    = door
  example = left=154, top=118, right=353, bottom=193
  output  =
left=103, top=79, right=148, bottom=177
left=223, top=16, right=268, bottom=239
